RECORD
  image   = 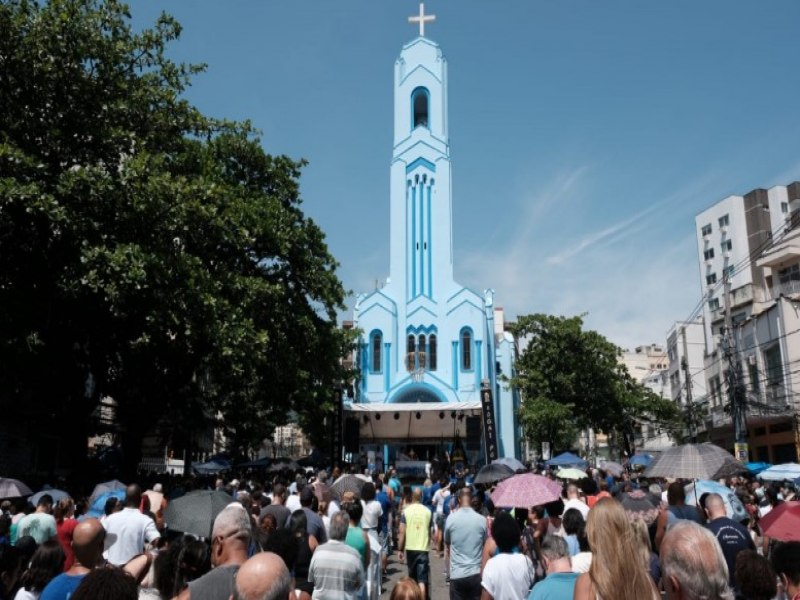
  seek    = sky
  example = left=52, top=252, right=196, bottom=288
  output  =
left=128, top=1, right=800, bottom=350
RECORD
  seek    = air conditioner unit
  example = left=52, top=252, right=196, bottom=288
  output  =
left=723, top=252, right=731, bottom=259
left=720, top=225, right=728, bottom=234
left=748, top=355, right=756, bottom=365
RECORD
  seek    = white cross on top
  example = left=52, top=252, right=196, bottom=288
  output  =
left=409, top=2, right=435, bottom=37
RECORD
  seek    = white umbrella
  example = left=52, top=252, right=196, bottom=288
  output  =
left=758, top=463, right=800, bottom=483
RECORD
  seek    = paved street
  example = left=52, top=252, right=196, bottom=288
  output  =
left=381, top=547, right=449, bottom=600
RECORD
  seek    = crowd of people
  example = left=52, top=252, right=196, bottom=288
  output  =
left=0, top=463, right=798, bottom=600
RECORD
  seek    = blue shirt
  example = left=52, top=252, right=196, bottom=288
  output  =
left=376, top=491, right=392, bottom=534
left=528, top=572, right=580, bottom=600
left=40, top=573, right=86, bottom=600
left=443, top=507, right=487, bottom=580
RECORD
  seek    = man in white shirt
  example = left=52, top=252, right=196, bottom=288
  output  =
left=103, top=484, right=160, bottom=566
left=562, top=484, right=589, bottom=520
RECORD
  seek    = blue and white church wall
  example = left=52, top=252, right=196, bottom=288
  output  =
left=350, top=27, right=520, bottom=459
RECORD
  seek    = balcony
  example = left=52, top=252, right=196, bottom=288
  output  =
left=767, top=279, right=800, bottom=300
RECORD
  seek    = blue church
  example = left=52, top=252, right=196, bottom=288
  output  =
left=346, top=6, right=521, bottom=471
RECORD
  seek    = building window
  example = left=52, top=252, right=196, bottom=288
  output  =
left=778, top=263, right=800, bottom=285
left=723, top=265, right=735, bottom=279
left=418, top=334, right=427, bottom=369
left=461, top=328, right=472, bottom=371
left=370, top=331, right=382, bottom=373
left=748, top=361, right=760, bottom=393
left=701, top=224, right=712, bottom=236
left=406, top=335, right=416, bottom=371
left=709, top=375, right=722, bottom=408
left=706, top=273, right=717, bottom=285
left=719, top=214, right=729, bottom=227
left=703, top=248, right=715, bottom=260
left=764, top=345, right=782, bottom=388
left=708, top=298, right=720, bottom=311
left=721, top=239, right=732, bottom=252
left=429, top=334, right=437, bottom=371
left=411, top=87, right=429, bottom=129
left=781, top=202, right=789, bottom=214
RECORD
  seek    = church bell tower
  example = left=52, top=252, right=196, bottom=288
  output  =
left=387, top=5, right=455, bottom=303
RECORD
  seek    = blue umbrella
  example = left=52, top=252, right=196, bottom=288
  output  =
left=745, top=462, right=771, bottom=475
left=684, top=481, right=747, bottom=522
left=545, top=452, right=588, bottom=469
left=629, top=454, right=654, bottom=467
left=86, top=489, right=125, bottom=518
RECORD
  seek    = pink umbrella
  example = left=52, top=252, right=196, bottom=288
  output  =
left=491, top=473, right=562, bottom=509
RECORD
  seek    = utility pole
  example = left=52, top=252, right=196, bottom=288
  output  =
left=722, top=276, right=749, bottom=461
left=680, top=326, right=696, bottom=443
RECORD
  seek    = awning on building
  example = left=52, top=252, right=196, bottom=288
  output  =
left=344, top=401, right=482, bottom=441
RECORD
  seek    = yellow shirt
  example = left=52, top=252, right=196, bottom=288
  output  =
left=402, top=502, right=431, bottom=552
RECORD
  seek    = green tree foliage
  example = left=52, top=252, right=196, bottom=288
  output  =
left=0, top=0, right=353, bottom=476
left=510, top=314, right=681, bottom=456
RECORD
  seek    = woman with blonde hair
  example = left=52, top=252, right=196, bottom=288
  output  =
left=573, top=498, right=659, bottom=600
left=389, top=577, right=423, bottom=600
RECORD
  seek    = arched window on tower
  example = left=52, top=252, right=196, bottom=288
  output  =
left=370, top=331, right=382, bottom=373
left=412, top=87, right=429, bottom=129
left=429, top=334, right=437, bottom=371
left=461, top=328, right=472, bottom=371
left=418, top=335, right=426, bottom=369
left=407, top=335, right=416, bottom=371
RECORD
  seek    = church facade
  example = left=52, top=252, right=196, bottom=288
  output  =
left=347, top=13, right=521, bottom=469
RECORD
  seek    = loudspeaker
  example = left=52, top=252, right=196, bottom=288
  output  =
left=344, top=418, right=360, bottom=453
left=466, top=416, right=481, bottom=451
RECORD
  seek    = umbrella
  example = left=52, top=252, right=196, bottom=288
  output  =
left=556, top=468, right=587, bottom=480
left=163, top=490, right=233, bottom=538
left=330, top=474, right=371, bottom=500
left=758, top=501, right=800, bottom=542
left=711, top=459, right=749, bottom=480
left=492, top=457, right=526, bottom=472
left=491, top=473, right=562, bottom=509
left=90, top=480, right=126, bottom=503
left=87, top=489, right=126, bottom=518
left=267, top=459, right=300, bottom=473
left=600, top=461, right=624, bottom=477
left=192, top=459, right=231, bottom=475
left=475, top=463, right=514, bottom=485
left=30, top=489, right=69, bottom=506
left=745, top=462, right=772, bottom=475
left=643, top=443, right=734, bottom=480
left=545, top=452, right=588, bottom=469
left=629, top=454, right=654, bottom=467
left=684, top=480, right=747, bottom=522
left=619, top=490, right=659, bottom=525
left=311, top=481, right=331, bottom=503
left=758, top=463, right=800, bottom=483
left=0, top=478, right=32, bottom=499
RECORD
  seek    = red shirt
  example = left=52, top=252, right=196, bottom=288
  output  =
left=56, top=518, right=78, bottom=571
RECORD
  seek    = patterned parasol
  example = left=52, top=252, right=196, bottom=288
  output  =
left=491, top=473, right=562, bottom=509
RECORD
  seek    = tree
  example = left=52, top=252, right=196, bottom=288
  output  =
left=510, top=314, right=681, bottom=457
left=0, top=0, right=352, bottom=478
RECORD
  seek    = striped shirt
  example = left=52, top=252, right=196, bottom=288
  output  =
left=308, top=540, right=364, bottom=600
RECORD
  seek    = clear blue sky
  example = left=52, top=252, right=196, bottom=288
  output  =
left=129, top=1, right=800, bottom=350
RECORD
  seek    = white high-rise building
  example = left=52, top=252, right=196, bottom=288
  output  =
left=692, top=182, right=800, bottom=463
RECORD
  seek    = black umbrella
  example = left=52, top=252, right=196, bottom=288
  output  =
left=163, top=490, right=233, bottom=538
left=474, top=463, right=514, bottom=485
left=711, top=459, right=748, bottom=480
left=330, top=474, right=371, bottom=500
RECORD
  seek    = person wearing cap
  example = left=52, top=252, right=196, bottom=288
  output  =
left=300, top=487, right=327, bottom=544
left=444, top=487, right=487, bottom=599
left=176, top=506, right=251, bottom=600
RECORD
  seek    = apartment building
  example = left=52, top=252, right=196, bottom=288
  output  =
left=693, top=183, right=800, bottom=462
